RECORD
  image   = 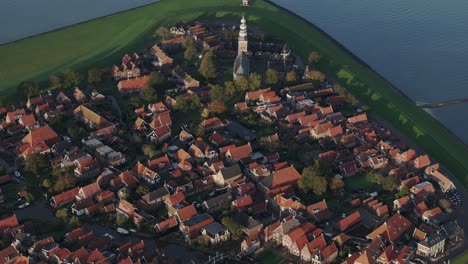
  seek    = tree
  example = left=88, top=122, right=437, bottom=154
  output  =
left=333, top=83, right=346, bottom=95
left=221, top=216, right=243, bottom=239
left=224, top=81, right=237, bottom=95
left=42, top=178, right=52, bottom=189
left=51, top=168, right=77, bottom=193
left=140, top=86, right=158, bottom=103
left=248, top=73, right=262, bottom=91
left=88, top=68, right=102, bottom=84
left=264, top=68, right=279, bottom=85
left=201, top=108, right=210, bottom=119
left=210, top=85, right=225, bottom=102
left=174, top=94, right=201, bottom=112
left=142, top=144, right=161, bottom=159
left=235, top=77, right=249, bottom=91
left=156, top=26, right=171, bottom=41
left=61, top=68, right=82, bottom=87
left=67, top=126, right=86, bottom=141
left=55, top=208, right=68, bottom=221
left=116, top=214, right=129, bottom=227
left=308, top=51, right=321, bottom=65
left=329, top=175, right=345, bottom=191
left=17, top=81, right=40, bottom=97
left=198, top=49, right=217, bottom=79
left=136, top=186, right=149, bottom=197
left=285, top=70, right=298, bottom=84
left=395, top=186, right=409, bottom=198
left=381, top=174, right=398, bottom=191
left=439, top=199, right=451, bottom=209
left=49, top=75, right=62, bottom=89
left=299, top=164, right=328, bottom=196
left=24, top=153, right=49, bottom=178
left=184, top=38, right=197, bottom=62
left=69, top=216, right=81, bottom=227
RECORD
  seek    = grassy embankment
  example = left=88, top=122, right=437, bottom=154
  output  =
left=1, top=0, right=468, bottom=189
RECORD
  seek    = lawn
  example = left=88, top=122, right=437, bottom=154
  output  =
left=254, top=249, right=288, bottom=264
left=453, top=252, right=468, bottom=264
left=1, top=0, right=468, bottom=190
left=345, top=173, right=377, bottom=191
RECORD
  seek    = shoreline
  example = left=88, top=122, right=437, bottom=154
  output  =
left=0, top=0, right=160, bottom=47
left=265, top=0, right=468, bottom=148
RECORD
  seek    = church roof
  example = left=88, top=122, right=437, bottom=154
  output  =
left=234, top=52, right=250, bottom=77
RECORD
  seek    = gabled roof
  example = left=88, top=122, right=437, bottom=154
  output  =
left=367, top=213, right=413, bottom=242
left=73, top=105, right=110, bottom=127
left=226, top=143, right=252, bottom=160
left=0, top=215, right=19, bottom=233
left=261, top=166, right=301, bottom=189
left=176, top=205, right=198, bottom=222
left=338, top=211, right=361, bottom=232
left=22, top=124, right=59, bottom=147
left=348, top=113, right=368, bottom=124
left=232, top=195, right=253, bottom=209
left=52, top=187, right=79, bottom=207
left=412, top=154, right=431, bottom=169
left=117, top=75, right=151, bottom=92
left=80, top=182, right=101, bottom=198
left=132, top=162, right=159, bottom=181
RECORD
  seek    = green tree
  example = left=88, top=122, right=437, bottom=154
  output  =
left=439, top=199, right=451, bottom=209
left=221, top=217, right=243, bottom=239
left=235, top=77, right=249, bottom=91
left=207, top=100, right=227, bottom=114
left=198, top=49, right=217, bottom=79
left=69, top=216, right=81, bottom=227
left=156, top=26, right=171, bottom=41
left=49, top=75, right=62, bottom=89
left=381, top=174, right=398, bottom=191
left=248, top=73, right=262, bottom=91
left=116, top=214, right=129, bottom=227
left=88, top=68, right=102, bottom=84
left=24, top=153, right=49, bottom=177
left=61, top=68, right=82, bottom=87
left=51, top=168, right=77, bottom=193
left=224, top=81, right=237, bottom=95
left=285, top=70, right=298, bottom=84
left=142, top=144, right=161, bottom=159
left=298, top=161, right=329, bottom=196
left=210, top=85, right=225, bottom=102
left=184, top=38, right=197, bottom=62
left=42, top=178, right=52, bottom=189
left=308, top=51, right=321, bottom=65
left=264, top=68, right=279, bottom=85
left=17, top=81, right=40, bottom=97
left=395, top=186, right=409, bottom=198
left=174, top=94, right=201, bottom=112
left=140, top=86, right=158, bottom=103
left=67, top=126, right=86, bottom=141
left=329, top=175, right=345, bottom=191
left=55, top=208, right=68, bottom=221
left=136, top=186, right=149, bottom=197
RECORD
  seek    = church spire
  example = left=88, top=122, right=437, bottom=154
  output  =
left=238, top=16, right=248, bottom=55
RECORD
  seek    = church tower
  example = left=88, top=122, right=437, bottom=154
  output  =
left=233, top=16, right=250, bottom=81
left=238, top=16, right=248, bottom=55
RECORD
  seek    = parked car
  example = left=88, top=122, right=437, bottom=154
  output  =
left=116, top=228, right=129, bottom=235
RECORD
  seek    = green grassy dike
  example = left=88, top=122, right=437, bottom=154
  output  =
left=1, top=0, right=468, bottom=188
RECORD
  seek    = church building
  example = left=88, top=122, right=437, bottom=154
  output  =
left=233, top=16, right=250, bottom=81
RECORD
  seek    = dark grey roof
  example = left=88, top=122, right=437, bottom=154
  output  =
left=233, top=213, right=262, bottom=229
left=203, top=192, right=232, bottom=208
left=183, top=213, right=212, bottom=227
left=430, top=213, right=450, bottom=226
left=220, top=164, right=242, bottom=180
left=202, top=221, right=227, bottom=236
left=143, top=186, right=170, bottom=202
left=419, top=232, right=446, bottom=248
left=233, top=52, right=249, bottom=77
left=225, top=121, right=256, bottom=140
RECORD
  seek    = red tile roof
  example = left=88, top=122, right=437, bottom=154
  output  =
left=176, top=205, right=198, bottom=222
left=0, top=215, right=19, bottom=234
left=232, top=195, right=254, bottom=209
left=51, top=187, right=79, bottom=208
left=367, top=213, right=413, bottom=242
left=117, top=75, right=151, bottom=93
left=348, top=113, right=368, bottom=124
left=338, top=211, right=361, bottom=232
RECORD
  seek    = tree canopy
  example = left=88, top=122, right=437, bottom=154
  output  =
left=49, top=75, right=62, bottom=89
left=184, top=38, right=198, bottom=62
left=156, top=26, right=171, bottom=41
left=285, top=70, right=298, bottom=84
left=198, top=49, right=217, bottom=79
left=17, top=81, right=40, bottom=98
left=264, top=68, right=279, bottom=85
left=61, top=68, right=82, bottom=87
left=221, top=216, right=243, bottom=239
left=298, top=161, right=329, bottom=196
left=308, top=51, right=321, bottom=65
left=329, top=175, right=345, bottom=191
left=25, top=153, right=49, bottom=178
left=87, top=68, right=102, bottom=84
left=248, top=73, right=262, bottom=91
left=175, top=94, right=201, bottom=112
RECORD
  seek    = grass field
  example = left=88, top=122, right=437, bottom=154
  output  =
left=452, top=251, right=468, bottom=264
left=254, top=249, right=288, bottom=264
left=1, top=0, right=468, bottom=189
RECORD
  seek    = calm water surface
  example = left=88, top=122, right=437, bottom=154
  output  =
left=272, top=0, right=468, bottom=144
left=1, top=0, right=468, bottom=143
left=0, top=0, right=159, bottom=44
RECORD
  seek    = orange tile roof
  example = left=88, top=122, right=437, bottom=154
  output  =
left=367, top=213, right=413, bottom=242
left=73, top=105, right=110, bottom=127
left=227, top=143, right=252, bottom=160
left=22, top=124, right=59, bottom=147
left=117, top=75, right=151, bottom=92
left=51, top=187, right=79, bottom=207
left=0, top=215, right=19, bottom=233
left=151, top=45, right=173, bottom=65
left=176, top=205, right=197, bottom=222
left=245, top=88, right=271, bottom=100
left=233, top=195, right=253, bottom=209
left=262, top=166, right=301, bottom=189
left=348, top=113, right=368, bottom=124
left=412, top=154, right=431, bottom=169
left=338, top=211, right=361, bottom=232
